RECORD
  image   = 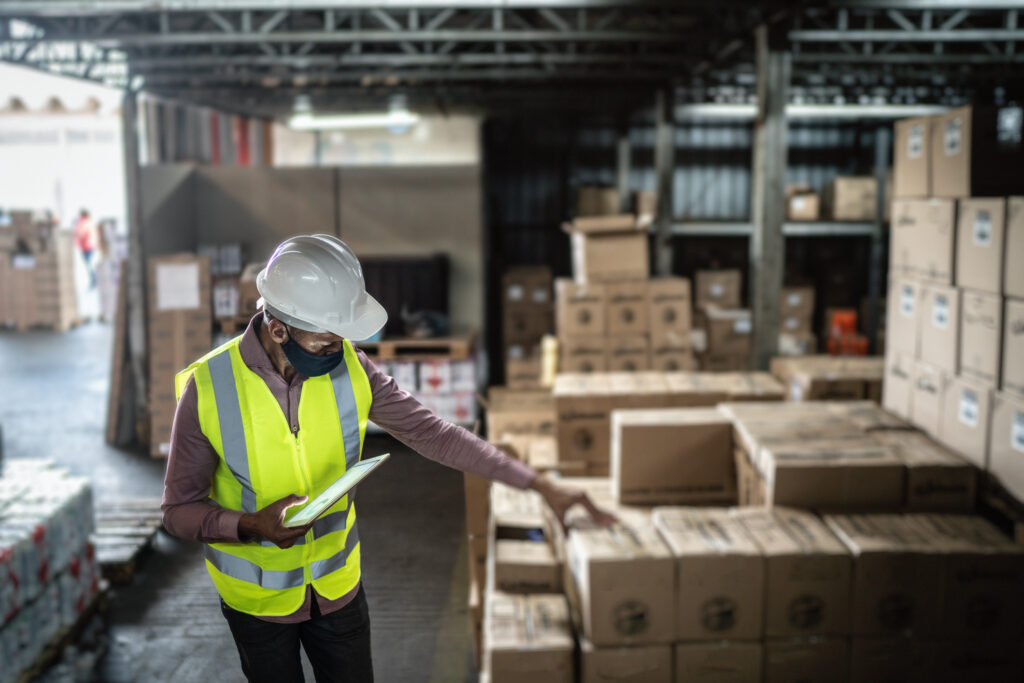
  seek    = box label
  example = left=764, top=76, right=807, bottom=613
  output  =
left=710, top=283, right=724, bottom=298
left=792, top=197, right=806, bottom=211
left=900, top=285, right=915, bottom=317
left=959, top=389, right=979, bottom=428
left=944, top=118, right=962, bottom=156
left=531, top=287, right=549, bottom=304
left=908, top=124, right=924, bottom=159
left=973, top=210, right=993, bottom=247
left=932, top=294, right=950, bottom=329
left=787, top=292, right=802, bottom=307
left=506, top=284, right=524, bottom=302
left=1013, top=411, right=1024, bottom=455
left=997, top=107, right=1023, bottom=147
left=155, top=262, right=200, bottom=311
left=734, top=319, right=751, bottom=334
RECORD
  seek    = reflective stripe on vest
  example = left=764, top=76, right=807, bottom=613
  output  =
left=207, top=351, right=257, bottom=514
left=331, top=362, right=362, bottom=473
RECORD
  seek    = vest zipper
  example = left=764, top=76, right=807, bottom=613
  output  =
left=294, top=427, right=315, bottom=585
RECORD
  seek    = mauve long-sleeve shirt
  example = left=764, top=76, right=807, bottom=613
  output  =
left=162, top=313, right=537, bottom=623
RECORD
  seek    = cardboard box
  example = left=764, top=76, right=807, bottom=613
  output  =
left=611, top=408, right=735, bottom=505
left=605, top=281, right=648, bottom=336
left=918, top=284, right=960, bottom=374
left=505, top=353, right=542, bottom=389
left=956, top=198, right=1006, bottom=295
left=885, top=278, right=921, bottom=358
left=1006, top=197, right=1024, bottom=298
left=763, top=638, right=850, bottom=683
left=579, top=640, right=672, bottom=683
left=824, top=176, right=877, bottom=221
left=653, top=507, right=764, bottom=641
left=931, top=105, right=1024, bottom=198
left=988, top=392, right=1024, bottom=503
left=909, top=514, right=1024, bottom=638
left=695, top=270, right=741, bottom=309
left=606, top=335, right=650, bottom=372
left=555, top=279, right=606, bottom=338
left=778, top=331, right=817, bottom=356
left=872, top=430, right=975, bottom=513
left=554, top=374, right=612, bottom=465
left=959, top=290, right=1003, bottom=387
left=850, top=637, right=926, bottom=683
left=704, top=306, right=751, bottom=358
left=882, top=352, right=914, bottom=420
left=735, top=448, right=767, bottom=506
left=565, top=521, right=675, bottom=646
left=910, top=360, right=947, bottom=436
left=503, top=265, right=552, bottom=306
left=490, top=483, right=546, bottom=541
left=781, top=286, right=815, bottom=322
left=649, top=348, right=696, bottom=372
left=465, top=472, right=491, bottom=537
left=893, top=116, right=931, bottom=198
left=484, top=591, right=574, bottom=683
left=1002, top=297, right=1024, bottom=400
left=238, top=262, right=264, bottom=316
left=493, top=539, right=561, bottom=593
left=787, top=190, right=820, bottom=221
left=503, top=304, right=553, bottom=346
left=648, top=277, right=691, bottom=348
left=889, top=198, right=957, bottom=284
left=577, top=186, right=621, bottom=217
left=673, top=641, right=763, bottom=683
left=938, top=376, right=992, bottom=468
left=732, top=508, right=851, bottom=637
left=926, top=639, right=1024, bottom=683
left=824, top=514, right=942, bottom=636
left=568, top=229, right=648, bottom=284
left=486, top=387, right=555, bottom=440
left=560, top=336, right=609, bottom=374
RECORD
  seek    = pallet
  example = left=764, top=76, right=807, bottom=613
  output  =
left=978, top=475, right=1024, bottom=545
left=16, top=584, right=108, bottom=683
left=92, top=498, right=165, bottom=585
left=355, top=333, right=476, bottom=361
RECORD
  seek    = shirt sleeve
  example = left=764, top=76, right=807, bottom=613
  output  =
left=162, top=376, right=246, bottom=543
left=361, top=351, right=538, bottom=490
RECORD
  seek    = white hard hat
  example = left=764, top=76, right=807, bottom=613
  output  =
left=256, top=234, right=388, bottom=341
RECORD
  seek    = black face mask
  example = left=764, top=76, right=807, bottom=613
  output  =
left=280, top=326, right=344, bottom=377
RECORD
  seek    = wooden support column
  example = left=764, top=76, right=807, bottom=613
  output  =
left=653, top=87, right=675, bottom=276
left=616, top=126, right=631, bottom=213
left=121, top=90, right=148, bottom=440
left=749, top=24, right=790, bottom=370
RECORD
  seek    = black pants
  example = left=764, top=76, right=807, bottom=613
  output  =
left=220, top=585, right=373, bottom=683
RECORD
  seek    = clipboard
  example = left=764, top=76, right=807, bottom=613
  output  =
left=283, top=453, right=390, bottom=528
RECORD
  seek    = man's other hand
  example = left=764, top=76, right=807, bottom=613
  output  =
left=239, top=494, right=312, bottom=548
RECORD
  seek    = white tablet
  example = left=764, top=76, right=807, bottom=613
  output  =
left=283, top=453, right=390, bottom=528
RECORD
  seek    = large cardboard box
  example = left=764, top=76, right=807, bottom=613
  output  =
left=958, top=290, right=1002, bottom=388
left=1006, top=197, right=1024, bottom=298
left=882, top=351, right=914, bottom=420
left=956, top=197, right=1006, bottom=295
left=565, top=521, right=675, bottom=646
left=704, top=306, right=751, bottom=358
left=893, top=116, right=931, bottom=198
left=493, top=539, right=561, bottom=594
left=611, top=408, right=735, bottom=505
left=554, top=374, right=612, bottom=465
left=733, top=508, right=851, bottom=637
left=605, top=281, right=648, bottom=336
left=909, top=514, right=1024, bottom=638
left=568, top=226, right=648, bottom=284
left=560, top=336, right=609, bottom=374
left=885, top=277, right=921, bottom=357
left=889, top=198, right=957, bottom=284
left=938, top=376, right=993, bottom=468
left=1002, top=297, right=1024, bottom=400
left=763, top=638, right=850, bottom=683
left=577, top=186, right=621, bottom=217
left=781, top=286, right=814, bottom=332
left=931, top=105, right=1024, bottom=198
left=824, top=176, right=877, bottom=221
left=647, top=277, right=691, bottom=349
left=606, top=335, right=649, bottom=372
left=988, top=392, right=1024, bottom=503
left=484, top=591, right=574, bottom=683
left=918, top=284, right=960, bottom=374
left=147, top=253, right=212, bottom=457
left=824, top=514, right=942, bottom=636
left=486, top=387, right=555, bottom=440
left=910, top=360, right=947, bottom=436
left=673, top=641, right=763, bottom=683
left=850, top=637, right=927, bottom=683
left=695, top=270, right=741, bottom=309
left=579, top=640, right=672, bottom=683
left=555, top=278, right=606, bottom=338
left=653, top=507, right=764, bottom=641
left=871, top=430, right=975, bottom=513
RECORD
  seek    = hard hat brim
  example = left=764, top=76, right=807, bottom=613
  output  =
left=325, top=293, right=389, bottom=341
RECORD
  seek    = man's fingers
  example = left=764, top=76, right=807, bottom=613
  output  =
left=580, top=493, right=617, bottom=528
left=284, top=494, right=309, bottom=508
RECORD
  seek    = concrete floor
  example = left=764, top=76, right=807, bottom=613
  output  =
left=0, top=322, right=476, bottom=682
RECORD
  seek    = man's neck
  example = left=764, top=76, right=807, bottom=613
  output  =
left=256, top=318, right=297, bottom=383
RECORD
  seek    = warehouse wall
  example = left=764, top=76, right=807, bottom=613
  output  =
left=139, top=164, right=196, bottom=255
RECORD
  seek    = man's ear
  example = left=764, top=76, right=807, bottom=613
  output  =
left=268, top=319, right=289, bottom=344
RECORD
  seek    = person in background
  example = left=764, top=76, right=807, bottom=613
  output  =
left=73, top=208, right=97, bottom=288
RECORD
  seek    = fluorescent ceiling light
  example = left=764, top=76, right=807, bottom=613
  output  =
left=288, top=111, right=420, bottom=131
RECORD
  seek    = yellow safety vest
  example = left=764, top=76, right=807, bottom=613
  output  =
left=175, top=336, right=371, bottom=617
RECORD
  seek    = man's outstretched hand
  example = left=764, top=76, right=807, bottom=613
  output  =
left=238, top=494, right=312, bottom=548
left=529, top=473, right=618, bottom=532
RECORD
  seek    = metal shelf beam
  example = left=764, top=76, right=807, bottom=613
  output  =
left=668, top=222, right=881, bottom=238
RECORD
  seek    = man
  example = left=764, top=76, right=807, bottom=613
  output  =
left=73, top=208, right=97, bottom=288
left=162, top=234, right=613, bottom=683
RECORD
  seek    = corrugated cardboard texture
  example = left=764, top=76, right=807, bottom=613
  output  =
left=570, top=231, right=649, bottom=284
left=959, top=290, right=1002, bottom=387
left=555, top=278, right=606, bottom=337
left=648, top=277, right=692, bottom=349
left=493, top=539, right=561, bottom=594
left=885, top=277, right=922, bottom=358
left=824, top=176, right=877, bottom=222
left=484, top=591, right=574, bottom=682
left=956, top=197, right=1006, bottom=295
left=893, top=116, right=931, bottom=198
left=918, top=284, right=960, bottom=374
left=938, top=377, right=992, bottom=468
left=605, top=281, right=648, bottom=336
left=889, top=198, right=956, bottom=284
left=871, top=430, right=975, bottom=512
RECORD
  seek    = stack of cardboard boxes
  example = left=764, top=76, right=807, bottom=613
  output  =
left=883, top=106, right=1024, bottom=504
left=557, top=188, right=695, bottom=375
left=786, top=177, right=879, bottom=223
left=501, top=266, right=554, bottom=388
left=693, top=269, right=750, bottom=370
left=0, top=212, right=78, bottom=332
left=778, top=286, right=817, bottom=355
left=770, top=355, right=884, bottom=402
